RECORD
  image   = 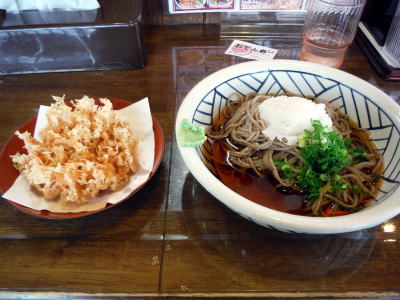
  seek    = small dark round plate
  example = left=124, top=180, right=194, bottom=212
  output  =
left=0, top=98, right=165, bottom=219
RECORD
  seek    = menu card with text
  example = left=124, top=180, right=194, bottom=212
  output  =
left=168, top=0, right=307, bottom=14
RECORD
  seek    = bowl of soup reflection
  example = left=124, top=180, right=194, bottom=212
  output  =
left=175, top=59, right=400, bottom=234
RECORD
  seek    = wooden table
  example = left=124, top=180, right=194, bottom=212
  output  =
left=0, top=25, right=399, bottom=299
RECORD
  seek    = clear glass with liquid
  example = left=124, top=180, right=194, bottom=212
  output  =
left=300, top=0, right=366, bottom=68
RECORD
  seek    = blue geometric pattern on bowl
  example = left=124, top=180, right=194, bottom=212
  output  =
left=192, top=70, right=400, bottom=207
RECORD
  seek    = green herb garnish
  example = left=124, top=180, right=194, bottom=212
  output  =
left=276, top=120, right=352, bottom=201
left=297, top=120, right=350, bottom=199
left=370, top=172, right=381, bottom=183
left=274, top=160, right=298, bottom=179
left=347, top=141, right=368, bottom=163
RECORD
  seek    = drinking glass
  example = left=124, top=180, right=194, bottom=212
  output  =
left=300, top=0, right=366, bottom=68
left=383, top=1, right=400, bottom=67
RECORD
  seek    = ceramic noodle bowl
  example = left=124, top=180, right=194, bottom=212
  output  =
left=176, top=59, right=400, bottom=234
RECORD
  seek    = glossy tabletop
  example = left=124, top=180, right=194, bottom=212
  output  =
left=0, top=25, right=400, bottom=299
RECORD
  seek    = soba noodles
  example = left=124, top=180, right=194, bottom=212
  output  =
left=207, top=93, right=383, bottom=217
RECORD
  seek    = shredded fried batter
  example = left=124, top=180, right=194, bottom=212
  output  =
left=11, top=96, right=139, bottom=205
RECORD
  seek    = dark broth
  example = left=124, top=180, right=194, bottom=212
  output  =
left=211, top=140, right=309, bottom=215
left=209, top=127, right=383, bottom=216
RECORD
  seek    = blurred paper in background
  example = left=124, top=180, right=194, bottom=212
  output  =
left=0, top=0, right=100, bottom=12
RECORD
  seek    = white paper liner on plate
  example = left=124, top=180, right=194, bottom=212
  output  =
left=3, top=97, right=154, bottom=213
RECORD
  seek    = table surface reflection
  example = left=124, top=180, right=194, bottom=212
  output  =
left=0, top=25, right=399, bottom=299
